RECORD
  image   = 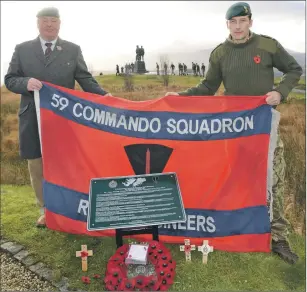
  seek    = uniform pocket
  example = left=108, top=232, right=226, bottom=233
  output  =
left=18, top=104, right=30, bottom=116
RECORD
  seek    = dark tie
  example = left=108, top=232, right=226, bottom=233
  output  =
left=45, top=42, right=52, bottom=58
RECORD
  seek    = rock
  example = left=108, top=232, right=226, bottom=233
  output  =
left=22, top=255, right=39, bottom=267
left=14, top=249, right=29, bottom=261
left=1, top=242, right=24, bottom=255
left=53, top=276, right=69, bottom=290
left=29, top=262, right=45, bottom=274
left=38, top=267, right=55, bottom=282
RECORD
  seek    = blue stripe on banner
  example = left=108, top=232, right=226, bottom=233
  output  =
left=44, top=181, right=270, bottom=237
left=39, top=84, right=272, bottom=141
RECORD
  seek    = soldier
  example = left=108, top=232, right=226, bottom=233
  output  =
left=178, top=63, right=182, bottom=76
left=121, top=66, right=124, bottom=74
left=116, top=64, right=120, bottom=76
left=170, top=63, right=175, bottom=75
left=164, top=62, right=168, bottom=75
left=192, top=62, right=196, bottom=76
left=156, top=62, right=160, bottom=75
left=183, top=63, right=187, bottom=75
left=131, top=62, right=135, bottom=73
left=196, top=63, right=200, bottom=76
left=165, top=2, right=302, bottom=265
left=201, top=63, right=206, bottom=77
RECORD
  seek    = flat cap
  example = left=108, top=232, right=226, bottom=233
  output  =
left=36, top=7, right=60, bottom=18
left=226, top=2, right=251, bottom=20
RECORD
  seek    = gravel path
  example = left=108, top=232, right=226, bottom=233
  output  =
left=1, top=251, right=56, bottom=291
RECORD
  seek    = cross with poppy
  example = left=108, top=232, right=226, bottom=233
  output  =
left=197, top=240, right=213, bottom=264
left=76, top=245, right=93, bottom=271
left=179, top=239, right=195, bottom=261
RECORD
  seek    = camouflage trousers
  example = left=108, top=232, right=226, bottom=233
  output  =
left=271, top=132, right=290, bottom=242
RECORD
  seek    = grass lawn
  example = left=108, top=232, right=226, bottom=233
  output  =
left=1, top=185, right=306, bottom=291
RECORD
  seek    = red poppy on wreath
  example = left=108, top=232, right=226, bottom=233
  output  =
left=104, top=240, right=176, bottom=291
left=254, top=55, right=261, bottom=64
left=80, top=251, right=88, bottom=258
left=81, top=276, right=91, bottom=284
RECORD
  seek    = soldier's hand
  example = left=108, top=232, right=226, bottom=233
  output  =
left=165, top=92, right=179, bottom=96
left=27, top=78, right=43, bottom=91
left=104, top=93, right=113, bottom=97
left=265, top=91, right=281, bottom=105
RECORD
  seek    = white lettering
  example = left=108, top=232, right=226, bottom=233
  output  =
left=222, top=118, right=233, bottom=133
left=197, top=215, right=207, bottom=232
left=211, top=119, right=222, bottom=134
left=78, top=199, right=89, bottom=216
left=73, top=103, right=83, bottom=118
left=94, top=109, right=105, bottom=124
left=83, top=106, right=94, bottom=121
left=128, top=116, right=139, bottom=131
left=199, top=120, right=210, bottom=134
left=138, top=118, right=149, bottom=132
left=189, top=120, right=199, bottom=134
left=116, top=115, right=128, bottom=129
left=187, top=215, right=196, bottom=230
left=105, top=112, right=117, bottom=127
left=166, top=119, right=176, bottom=134
left=245, top=115, right=254, bottom=130
left=177, top=119, right=189, bottom=134
left=149, top=118, right=161, bottom=133
left=206, top=216, right=216, bottom=233
left=233, top=117, right=244, bottom=132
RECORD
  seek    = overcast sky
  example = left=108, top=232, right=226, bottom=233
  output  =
left=1, top=1, right=305, bottom=80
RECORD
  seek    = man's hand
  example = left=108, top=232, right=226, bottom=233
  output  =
left=265, top=91, right=282, bottom=105
left=104, top=93, right=113, bottom=97
left=165, top=92, right=179, bottom=96
left=27, top=78, right=42, bottom=91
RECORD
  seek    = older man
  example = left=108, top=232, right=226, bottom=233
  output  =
left=165, top=2, right=302, bottom=265
left=5, top=7, right=110, bottom=228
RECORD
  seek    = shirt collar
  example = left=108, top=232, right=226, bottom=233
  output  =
left=39, top=36, right=58, bottom=47
left=227, top=31, right=253, bottom=44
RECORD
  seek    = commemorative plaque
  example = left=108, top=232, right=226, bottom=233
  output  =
left=87, top=172, right=186, bottom=231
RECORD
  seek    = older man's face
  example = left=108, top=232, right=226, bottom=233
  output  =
left=37, top=16, right=61, bottom=41
left=227, top=16, right=252, bottom=41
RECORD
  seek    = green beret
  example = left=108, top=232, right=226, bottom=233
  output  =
left=226, top=2, right=251, bottom=20
left=36, top=7, right=60, bottom=18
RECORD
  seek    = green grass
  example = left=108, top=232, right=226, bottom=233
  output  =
left=1, top=185, right=305, bottom=291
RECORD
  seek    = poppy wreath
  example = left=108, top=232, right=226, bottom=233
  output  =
left=104, top=240, right=176, bottom=291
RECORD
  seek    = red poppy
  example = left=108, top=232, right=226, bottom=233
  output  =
left=118, top=278, right=135, bottom=291
left=81, top=276, right=91, bottom=284
left=184, top=245, right=192, bottom=252
left=93, top=274, right=101, bottom=279
left=159, top=278, right=170, bottom=291
left=134, top=275, right=146, bottom=289
left=254, top=55, right=261, bottom=64
left=80, top=251, right=88, bottom=258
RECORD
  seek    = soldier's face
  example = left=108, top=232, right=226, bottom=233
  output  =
left=37, top=16, right=61, bottom=41
left=227, top=16, right=252, bottom=41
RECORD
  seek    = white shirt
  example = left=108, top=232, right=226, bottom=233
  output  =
left=39, top=36, right=58, bottom=54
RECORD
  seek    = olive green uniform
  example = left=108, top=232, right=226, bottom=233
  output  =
left=179, top=32, right=303, bottom=242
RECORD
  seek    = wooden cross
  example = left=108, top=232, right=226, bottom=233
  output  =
left=76, top=245, right=93, bottom=271
left=197, top=240, right=213, bottom=264
left=180, top=239, right=195, bottom=261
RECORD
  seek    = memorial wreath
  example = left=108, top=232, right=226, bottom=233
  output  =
left=104, top=240, right=176, bottom=291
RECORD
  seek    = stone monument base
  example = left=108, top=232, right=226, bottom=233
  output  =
left=134, top=60, right=148, bottom=74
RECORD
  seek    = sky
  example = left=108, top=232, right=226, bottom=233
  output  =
left=1, top=1, right=306, bottom=80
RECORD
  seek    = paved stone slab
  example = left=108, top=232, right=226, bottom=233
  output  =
left=53, top=277, right=69, bottom=290
left=29, top=262, right=45, bottom=274
left=1, top=242, right=24, bottom=255
left=37, top=267, right=54, bottom=282
left=14, top=249, right=29, bottom=261
left=0, top=238, right=10, bottom=245
left=21, top=255, right=39, bottom=267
